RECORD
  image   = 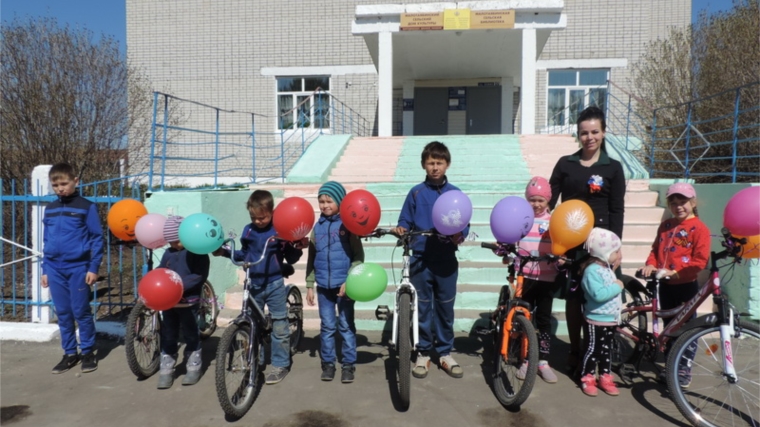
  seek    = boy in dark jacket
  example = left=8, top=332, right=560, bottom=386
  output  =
left=156, top=215, right=210, bottom=389
left=42, top=163, right=104, bottom=374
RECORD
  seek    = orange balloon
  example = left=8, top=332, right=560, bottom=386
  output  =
left=735, top=234, right=760, bottom=259
left=107, top=199, right=148, bottom=241
left=549, top=200, right=595, bottom=255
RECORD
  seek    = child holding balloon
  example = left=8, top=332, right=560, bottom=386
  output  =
left=579, top=227, right=624, bottom=397
left=304, top=181, right=365, bottom=383
left=638, top=182, right=710, bottom=387
left=392, top=141, right=469, bottom=379
left=215, top=190, right=305, bottom=385
left=42, top=163, right=104, bottom=374
left=156, top=215, right=211, bottom=389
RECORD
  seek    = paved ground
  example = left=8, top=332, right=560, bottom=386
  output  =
left=0, top=330, right=690, bottom=427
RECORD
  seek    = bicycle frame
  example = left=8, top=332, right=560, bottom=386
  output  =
left=389, top=242, right=420, bottom=351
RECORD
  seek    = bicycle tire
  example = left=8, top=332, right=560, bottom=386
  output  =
left=125, top=300, right=161, bottom=379
left=666, top=320, right=760, bottom=427
left=397, top=291, right=412, bottom=409
left=286, top=285, right=304, bottom=354
left=215, top=322, right=262, bottom=419
left=493, top=312, right=538, bottom=408
left=198, top=281, right=218, bottom=339
left=612, top=283, right=648, bottom=370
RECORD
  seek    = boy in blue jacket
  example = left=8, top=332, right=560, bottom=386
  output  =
left=156, top=215, right=211, bottom=389
left=304, top=181, right=365, bottom=383
left=216, top=190, right=305, bottom=385
left=391, top=141, right=469, bottom=379
left=42, top=163, right=104, bottom=374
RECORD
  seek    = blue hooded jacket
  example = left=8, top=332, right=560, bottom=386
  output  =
left=223, top=222, right=302, bottom=287
left=42, top=191, right=104, bottom=275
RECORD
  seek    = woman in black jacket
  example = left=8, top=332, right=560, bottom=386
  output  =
left=549, top=106, right=626, bottom=376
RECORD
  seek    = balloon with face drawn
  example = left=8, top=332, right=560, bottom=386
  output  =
left=107, top=199, right=148, bottom=241
left=178, top=213, right=225, bottom=254
left=490, top=196, right=535, bottom=244
left=340, top=189, right=381, bottom=236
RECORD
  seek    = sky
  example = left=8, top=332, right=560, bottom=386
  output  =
left=0, top=0, right=739, bottom=56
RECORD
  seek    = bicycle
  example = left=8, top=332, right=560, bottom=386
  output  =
left=214, top=237, right=304, bottom=419
left=479, top=242, right=569, bottom=408
left=367, top=227, right=436, bottom=410
left=612, top=229, right=759, bottom=427
left=124, top=247, right=219, bottom=380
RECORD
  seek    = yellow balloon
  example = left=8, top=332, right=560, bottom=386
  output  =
left=735, top=235, right=760, bottom=259
left=549, top=200, right=595, bottom=255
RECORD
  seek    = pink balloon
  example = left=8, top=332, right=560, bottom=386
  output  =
left=135, top=213, right=168, bottom=249
left=723, top=187, right=760, bottom=236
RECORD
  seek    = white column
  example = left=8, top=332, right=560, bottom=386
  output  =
left=31, top=165, right=52, bottom=323
left=378, top=31, right=393, bottom=137
left=501, top=77, right=514, bottom=134
left=520, top=29, right=537, bottom=134
left=402, top=80, right=414, bottom=136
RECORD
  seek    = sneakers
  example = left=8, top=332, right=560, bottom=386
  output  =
left=598, top=373, right=620, bottom=396
left=265, top=366, right=289, bottom=385
left=157, top=353, right=177, bottom=390
left=516, top=361, right=529, bottom=380
left=412, top=353, right=431, bottom=379
left=80, top=352, right=98, bottom=373
left=678, top=369, right=692, bottom=389
left=537, top=361, right=558, bottom=384
left=439, top=355, right=463, bottom=379
left=341, top=364, right=355, bottom=383
left=182, top=349, right=203, bottom=386
left=580, top=374, right=598, bottom=397
left=321, top=362, right=336, bottom=381
left=52, top=354, right=79, bottom=374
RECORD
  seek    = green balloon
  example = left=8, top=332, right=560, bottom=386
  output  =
left=345, top=262, right=388, bottom=302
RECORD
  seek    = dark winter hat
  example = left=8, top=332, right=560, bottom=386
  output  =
left=318, top=181, right=346, bottom=207
left=163, top=215, right=184, bottom=243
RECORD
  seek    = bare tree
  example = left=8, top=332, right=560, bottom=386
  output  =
left=1, top=17, right=154, bottom=187
left=631, top=0, right=760, bottom=182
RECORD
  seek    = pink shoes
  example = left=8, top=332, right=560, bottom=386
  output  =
left=598, top=373, right=620, bottom=396
left=580, top=374, right=598, bottom=396
left=581, top=373, right=620, bottom=397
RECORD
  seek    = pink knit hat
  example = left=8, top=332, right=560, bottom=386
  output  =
left=525, top=176, right=552, bottom=201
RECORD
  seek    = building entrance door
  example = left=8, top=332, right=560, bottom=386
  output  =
left=414, top=88, right=448, bottom=135
left=466, top=86, right=501, bottom=134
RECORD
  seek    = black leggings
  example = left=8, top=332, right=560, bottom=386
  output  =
left=581, top=323, right=615, bottom=377
left=521, top=278, right=555, bottom=360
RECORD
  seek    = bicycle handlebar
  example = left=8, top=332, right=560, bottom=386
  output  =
left=480, top=242, right=572, bottom=264
left=221, top=237, right=278, bottom=269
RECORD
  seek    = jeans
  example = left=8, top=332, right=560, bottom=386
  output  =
left=47, top=264, right=95, bottom=354
left=160, top=304, right=200, bottom=355
left=250, top=278, right=290, bottom=369
left=410, top=256, right=458, bottom=356
left=317, top=286, right=356, bottom=365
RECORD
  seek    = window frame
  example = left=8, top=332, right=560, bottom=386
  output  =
left=546, top=69, right=609, bottom=128
left=276, top=76, right=331, bottom=131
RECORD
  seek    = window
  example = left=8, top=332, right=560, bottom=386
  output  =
left=276, top=76, right=330, bottom=130
left=546, top=70, right=608, bottom=127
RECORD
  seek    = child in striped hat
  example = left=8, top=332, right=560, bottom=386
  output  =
left=305, top=181, right=365, bottom=383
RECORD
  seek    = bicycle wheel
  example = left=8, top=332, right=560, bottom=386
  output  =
left=286, top=285, right=303, bottom=354
left=666, top=320, right=760, bottom=427
left=397, top=291, right=412, bottom=409
left=612, top=284, right=647, bottom=371
left=493, top=311, right=539, bottom=408
left=215, top=322, right=262, bottom=419
left=198, top=281, right=218, bottom=340
left=125, top=300, right=161, bottom=379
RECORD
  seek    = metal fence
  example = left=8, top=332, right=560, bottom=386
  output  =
left=1, top=174, right=149, bottom=322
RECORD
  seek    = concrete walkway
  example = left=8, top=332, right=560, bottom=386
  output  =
left=0, top=330, right=691, bottom=427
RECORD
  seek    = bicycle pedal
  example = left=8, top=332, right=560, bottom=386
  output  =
left=474, top=326, right=493, bottom=336
left=375, top=305, right=390, bottom=321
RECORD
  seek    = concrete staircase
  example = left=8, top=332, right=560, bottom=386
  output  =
left=217, top=134, right=672, bottom=335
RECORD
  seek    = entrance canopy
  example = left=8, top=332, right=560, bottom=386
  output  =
left=353, top=1, right=566, bottom=136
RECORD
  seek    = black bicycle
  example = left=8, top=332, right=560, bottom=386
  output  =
left=214, top=237, right=304, bottom=419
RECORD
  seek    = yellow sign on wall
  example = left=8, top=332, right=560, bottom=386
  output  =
left=443, top=9, right=471, bottom=30
left=400, top=12, right=444, bottom=31
left=470, top=10, right=515, bottom=29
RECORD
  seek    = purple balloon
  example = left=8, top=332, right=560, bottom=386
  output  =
left=432, top=190, right=473, bottom=235
left=490, top=196, right=535, bottom=243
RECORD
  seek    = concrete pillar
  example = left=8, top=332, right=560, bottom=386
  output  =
left=501, top=77, right=514, bottom=134
left=31, top=165, right=52, bottom=323
left=402, top=80, right=414, bottom=136
left=378, top=31, right=393, bottom=137
left=520, top=29, right=537, bottom=134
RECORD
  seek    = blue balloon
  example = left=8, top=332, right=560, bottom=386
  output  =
left=178, top=213, right=224, bottom=254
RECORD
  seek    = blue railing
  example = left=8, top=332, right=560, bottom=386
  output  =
left=149, top=90, right=371, bottom=191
